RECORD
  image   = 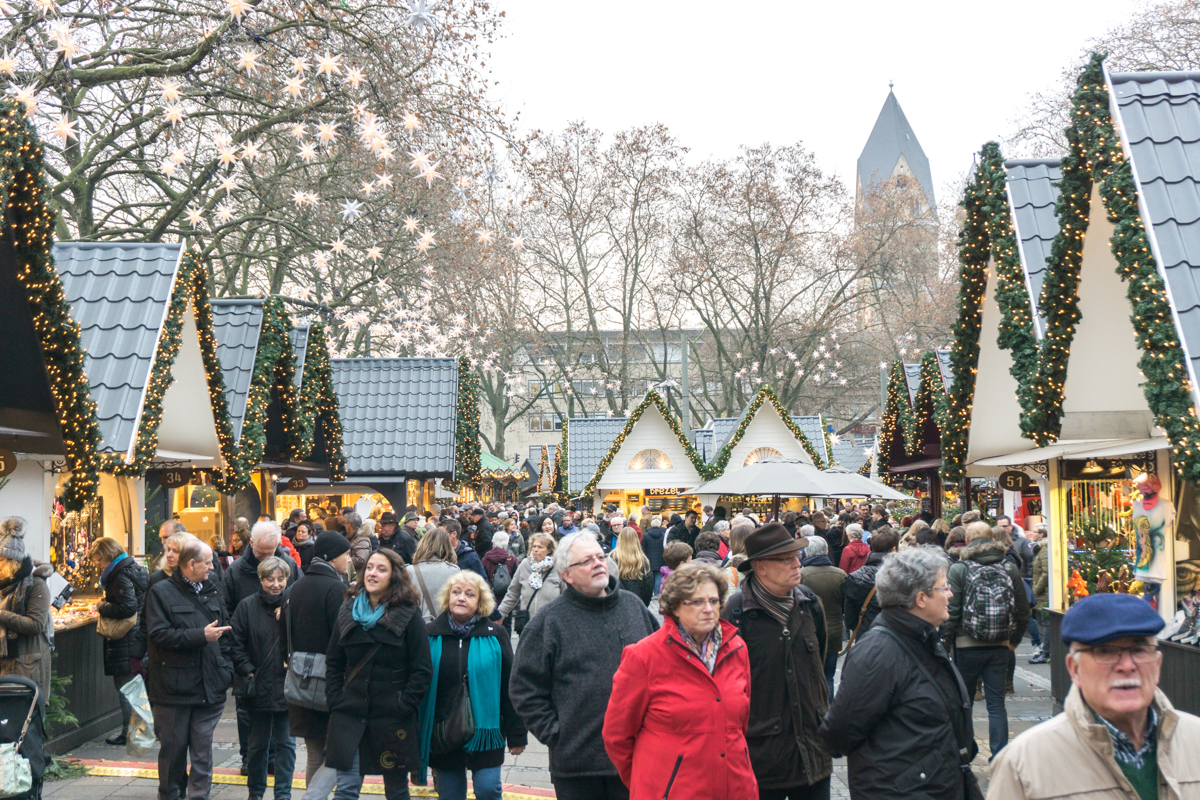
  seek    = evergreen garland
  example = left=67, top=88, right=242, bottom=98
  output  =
left=708, top=386, right=826, bottom=473
left=0, top=99, right=102, bottom=510
left=876, top=362, right=907, bottom=478
left=557, top=419, right=568, bottom=495
left=287, top=322, right=346, bottom=482
left=538, top=445, right=550, bottom=492
left=449, top=356, right=481, bottom=489
left=821, top=414, right=835, bottom=467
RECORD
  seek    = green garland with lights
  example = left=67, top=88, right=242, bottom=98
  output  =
left=557, top=419, right=568, bottom=495
left=101, top=250, right=241, bottom=483
left=446, top=356, right=481, bottom=490
left=1020, top=52, right=1200, bottom=479
left=0, top=99, right=102, bottom=510
left=857, top=457, right=873, bottom=478
left=880, top=353, right=950, bottom=482
left=581, top=390, right=712, bottom=498
left=287, top=322, right=346, bottom=482
left=821, top=414, right=835, bottom=467
left=876, top=362, right=908, bottom=478
left=537, top=445, right=551, bottom=492
left=708, top=386, right=826, bottom=473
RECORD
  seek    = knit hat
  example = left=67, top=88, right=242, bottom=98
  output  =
left=313, top=530, right=350, bottom=561
left=0, top=518, right=26, bottom=562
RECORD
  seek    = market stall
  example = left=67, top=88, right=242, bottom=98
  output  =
left=878, top=350, right=955, bottom=517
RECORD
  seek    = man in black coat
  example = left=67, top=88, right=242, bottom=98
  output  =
left=665, top=510, right=700, bottom=551
left=723, top=523, right=832, bottom=799
left=377, top=512, right=418, bottom=564
left=467, top=507, right=494, bottom=555
left=819, top=547, right=976, bottom=799
left=842, top=527, right=900, bottom=641
left=145, top=541, right=234, bottom=800
left=282, top=533, right=353, bottom=794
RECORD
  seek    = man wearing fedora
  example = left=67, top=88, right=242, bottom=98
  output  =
left=723, top=523, right=833, bottom=799
left=377, top=511, right=418, bottom=564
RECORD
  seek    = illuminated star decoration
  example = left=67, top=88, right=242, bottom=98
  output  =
left=284, top=76, right=305, bottom=98
left=402, top=111, right=421, bottom=130
left=404, top=216, right=420, bottom=233
left=297, top=142, right=317, bottom=162
left=8, top=84, right=37, bottom=116
left=417, top=229, right=436, bottom=252
left=163, top=104, right=186, bottom=125
left=215, top=203, right=235, bottom=223
left=316, top=51, right=342, bottom=76
left=367, top=246, right=383, bottom=261
left=226, top=0, right=251, bottom=18
left=51, top=114, right=78, bottom=140
left=344, top=67, right=365, bottom=89
left=330, top=238, right=347, bottom=254
left=237, top=48, right=262, bottom=73
left=0, top=49, right=17, bottom=77
left=477, top=229, right=493, bottom=246
left=509, top=235, right=524, bottom=250
left=339, top=199, right=363, bottom=223
left=405, top=0, right=436, bottom=32
left=185, top=207, right=204, bottom=226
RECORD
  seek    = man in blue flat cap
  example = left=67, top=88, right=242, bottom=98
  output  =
left=988, top=594, right=1200, bottom=799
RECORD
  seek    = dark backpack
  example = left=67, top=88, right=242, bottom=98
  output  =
left=961, top=561, right=1015, bottom=642
left=491, top=563, right=512, bottom=600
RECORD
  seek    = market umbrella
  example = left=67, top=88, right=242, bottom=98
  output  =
left=818, top=466, right=912, bottom=500
left=684, top=457, right=837, bottom=520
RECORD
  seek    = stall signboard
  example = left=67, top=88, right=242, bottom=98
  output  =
left=287, top=476, right=309, bottom=491
left=646, top=488, right=688, bottom=497
left=159, top=468, right=193, bottom=489
left=1060, top=456, right=1155, bottom=482
left=999, top=471, right=1032, bottom=491
left=0, top=450, right=14, bottom=477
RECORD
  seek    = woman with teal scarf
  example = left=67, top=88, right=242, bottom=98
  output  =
left=418, top=571, right=526, bottom=800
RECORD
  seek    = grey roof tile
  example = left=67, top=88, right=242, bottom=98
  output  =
left=857, top=90, right=935, bottom=206
left=566, top=417, right=628, bottom=493
left=832, top=438, right=872, bottom=472
left=903, top=363, right=922, bottom=403
left=693, top=427, right=715, bottom=463
left=1005, top=159, right=1062, bottom=337
left=792, top=415, right=830, bottom=464
left=53, top=241, right=182, bottom=455
left=290, top=325, right=310, bottom=388
left=1111, top=71, right=1200, bottom=403
left=935, top=349, right=954, bottom=391
left=710, top=417, right=739, bottom=453
left=210, top=300, right=265, bottom=443
left=331, top=358, right=458, bottom=476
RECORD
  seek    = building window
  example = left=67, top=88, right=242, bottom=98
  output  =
left=529, top=413, right=563, bottom=432
left=629, top=449, right=672, bottom=471
left=744, top=447, right=782, bottom=466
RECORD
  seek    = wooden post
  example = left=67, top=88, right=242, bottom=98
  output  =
left=962, top=477, right=971, bottom=512
left=929, top=470, right=942, bottom=519
left=772, top=494, right=780, bottom=523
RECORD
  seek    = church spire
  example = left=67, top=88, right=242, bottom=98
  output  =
left=856, top=88, right=934, bottom=209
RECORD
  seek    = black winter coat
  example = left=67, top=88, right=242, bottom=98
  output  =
left=666, top=517, right=698, bottom=551
left=283, top=558, right=346, bottom=738
left=294, top=539, right=315, bottom=573
left=723, top=577, right=832, bottom=790
left=819, top=608, right=975, bottom=799
left=616, top=565, right=654, bottom=607
left=97, top=556, right=148, bottom=676
left=842, top=552, right=886, bottom=637
left=426, top=612, right=527, bottom=772
left=640, top=527, right=667, bottom=573
left=145, top=572, right=234, bottom=706
left=221, top=548, right=298, bottom=617
left=324, top=599, right=432, bottom=775
left=378, top=529, right=417, bottom=565
left=229, top=591, right=287, bottom=712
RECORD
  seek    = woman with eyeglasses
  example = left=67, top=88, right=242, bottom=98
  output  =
left=603, top=562, right=757, bottom=799
left=819, top=547, right=979, bottom=799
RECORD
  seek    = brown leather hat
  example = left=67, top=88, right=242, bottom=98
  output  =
left=739, top=522, right=808, bottom=572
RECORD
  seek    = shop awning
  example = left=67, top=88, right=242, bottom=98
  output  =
left=1059, top=437, right=1170, bottom=460
left=277, top=483, right=381, bottom=496
left=153, top=449, right=215, bottom=462
left=969, top=440, right=1111, bottom=467
left=887, top=458, right=941, bottom=473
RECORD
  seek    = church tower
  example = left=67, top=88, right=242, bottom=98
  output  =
left=856, top=86, right=935, bottom=214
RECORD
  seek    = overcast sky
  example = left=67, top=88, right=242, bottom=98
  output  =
left=487, top=0, right=1140, bottom=201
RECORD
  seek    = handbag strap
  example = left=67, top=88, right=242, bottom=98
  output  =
left=840, top=585, right=877, bottom=654
left=284, top=600, right=293, bottom=657
left=13, top=685, right=37, bottom=751
left=524, top=581, right=543, bottom=611
left=413, top=565, right=436, bottom=615
left=344, top=643, right=382, bottom=687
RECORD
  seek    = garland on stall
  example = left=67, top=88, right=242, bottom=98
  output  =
left=213, top=298, right=298, bottom=491
left=857, top=456, right=873, bottom=478
left=102, top=250, right=240, bottom=482
left=0, top=99, right=102, bottom=509
left=708, top=386, right=826, bottom=473
left=876, top=362, right=909, bottom=478
left=1021, top=53, right=1200, bottom=479
left=537, top=445, right=551, bottom=492
left=446, top=356, right=481, bottom=491
left=286, top=322, right=346, bottom=482
left=821, top=414, right=836, bottom=467
left=556, top=419, right=568, bottom=495
left=581, top=390, right=711, bottom=498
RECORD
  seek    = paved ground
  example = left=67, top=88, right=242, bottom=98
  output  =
left=51, top=615, right=1054, bottom=800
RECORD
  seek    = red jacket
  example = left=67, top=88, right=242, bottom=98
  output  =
left=604, top=617, right=757, bottom=800
left=839, top=539, right=871, bottom=574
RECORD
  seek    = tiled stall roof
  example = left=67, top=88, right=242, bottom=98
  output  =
left=566, top=417, right=627, bottom=494
left=709, top=417, right=740, bottom=453
left=53, top=242, right=182, bottom=455
left=290, top=325, right=310, bottom=388
left=331, top=357, right=458, bottom=476
left=210, top=300, right=265, bottom=443
left=934, top=349, right=955, bottom=391
left=903, top=362, right=922, bottom=403
left=832, top=438, right=872, bottom=472
left=1005, top=158, right=1062, bottom=336
left=1110, top=71, right=1200, bottom=413
left=792, top=415, right=830, bottom=465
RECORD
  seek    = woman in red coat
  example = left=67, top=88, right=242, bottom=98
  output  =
left=604, top=562, right=757, bottom=800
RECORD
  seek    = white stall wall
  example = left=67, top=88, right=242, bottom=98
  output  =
left=0, top=461, right=52, bottom=562
left=594, top=405, right=704, bottom=493
left=724, top=405, right=815, bottom=468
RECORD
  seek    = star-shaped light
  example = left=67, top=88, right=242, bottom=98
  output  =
left=297, top=142, right=317, bottom=162
left=458, top=142, right=471, bottom=156
left=290, top=123, right=307, bottom=140
left=509, top=235, right=524, bottom=250
left=291, top=56, right=310, bottom=74
left=375, top=172, right=393, bottom=190
left=403, top=216, right=420, bottom=233
left=283, top=76, right=305, bottom=98
left=418, top=162, right=442, bottom=185
left=48, top=21, right=84, bottom=63
left=241, top=140, right=261, bottom=161
left=339, top=199, right=363, bottom=223
left=31, top=0, right=56, bottom=15
left=407, top=149, right=430, bottom=170
left=312, top=253, right=329, bottom=269
left=456, top=175, right=471, bottom=189
left=185, top=207, right=204, bottom=226
left=376, top=145, right=395, bottom=163
left=159, top=158, right=177, bottom=177
left=218, top=146, right=238, bottom=166
left=236, top=48, right=262, bottom=73
left=292, top=190, right=308, bottom=206
left=317, top=122, right=340, bottom=142
left=218, top=174, right=238, bottom=193
left=417, top=229, right=436, bottom=252
left=315, top=51, right=342, bottom=76
left=360, top=180, right=376, bottom=195
left=330, top=238, right=346, bottom=254
left=215, top=203, right=235, bottom=223
left=344, top=67, right=364, bottom=89
left=449, top=209, right=464, bottom=225
left=8, top=85, right=37, bottom=116
left=0, top=49, right=17, bottom=78
left=51, top=114, right=77, bottom=141
left=405, top=0, right=436, bottom=32
left=163, top=103, right=186, bottom=125
left=226, top=0, right=251, bottom=17
left=366, top=246, right=383, bottom=261
left=170, top=148, right=188, bottom=164
left=402, top=111, right=421, bottom=130
left=477, top=229, right=493, bottom=246
left=160, top=79, right=182, bottom=103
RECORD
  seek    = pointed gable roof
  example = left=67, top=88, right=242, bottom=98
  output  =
left=1005, top=159, right=1063, bottom=337
left=857, top=89, right=935, bottom=206
left=708, top=386, right=826, bottom=474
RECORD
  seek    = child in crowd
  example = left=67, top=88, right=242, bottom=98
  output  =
left=660, top=541, right=693, bottom=582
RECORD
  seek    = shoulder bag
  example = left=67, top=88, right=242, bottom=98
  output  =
left=284, top=601, right=329, bottom=711
left=840, top=585, right=876, bottom=655
left=96, top=613, right=137, bottom=640
left=511, top=581, right=543, bottom=635
left=0, top=685, right=36, bottom=798
left=412, top=564, right=438, bottom=618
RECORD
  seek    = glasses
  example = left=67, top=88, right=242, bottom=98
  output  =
left=568, top=554, right=607, bottom=569
left=1078, top=644, right=1159, bottom=665
left=926, top=585, right=953, bottom=595
left=680, top=598, right=722, bottom=608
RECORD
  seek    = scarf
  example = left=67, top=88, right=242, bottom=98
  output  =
left=182, top=576, right=204, bottom=595
left=527, top=556, right=554, bottom=590
left=801, top=554, right=833, bottom=568
left=100, top=552, right=128, bottom=586
left=418, top=622, right=505, bottom=782
left=447, top=613, right=479, bottom=637
left=748, top=574, right=794, bottom=628
left=352, top=591, right=386, bottom=631
left=677, top=622, right=722, bottom=673
left=258, top=589, right=284, bottom=608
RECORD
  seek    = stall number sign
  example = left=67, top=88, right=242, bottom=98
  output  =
left=0, top=450, right=14, bottom=478
left=159, top=468, right=193, bottom=489
left=646, top=488, right=687, bottom=497
left=999, top=471, right=1031, bottom=492
left=287, top=477, right=310, bottom=491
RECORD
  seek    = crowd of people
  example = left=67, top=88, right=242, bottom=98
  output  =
left=0, top=491, right=1186, bottom=800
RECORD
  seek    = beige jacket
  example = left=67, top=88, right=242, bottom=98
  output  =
left=988, top=684, right=1200, bottom=799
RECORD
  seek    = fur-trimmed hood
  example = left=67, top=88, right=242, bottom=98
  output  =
left=961, top=538, right=1007, bottom=564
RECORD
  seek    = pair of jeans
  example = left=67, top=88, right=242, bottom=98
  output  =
left=112, top=672, right=134, bottom=734
left=247, top=711, right=295, bottom=800
left=955, top=645, right=1010, bottom=758
left=652, top=572, right=663, bottom=595
left=152, top=702, right=224, bottom=800
left=822, top=647, right=839, bottom=699
left=1027, top=614, right=1042, bottom=648
left=757, top=777, right=832, bottom=800
left=302, top=749, right=363, bottom=800
left=434, top=765, right=502, bottom=800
